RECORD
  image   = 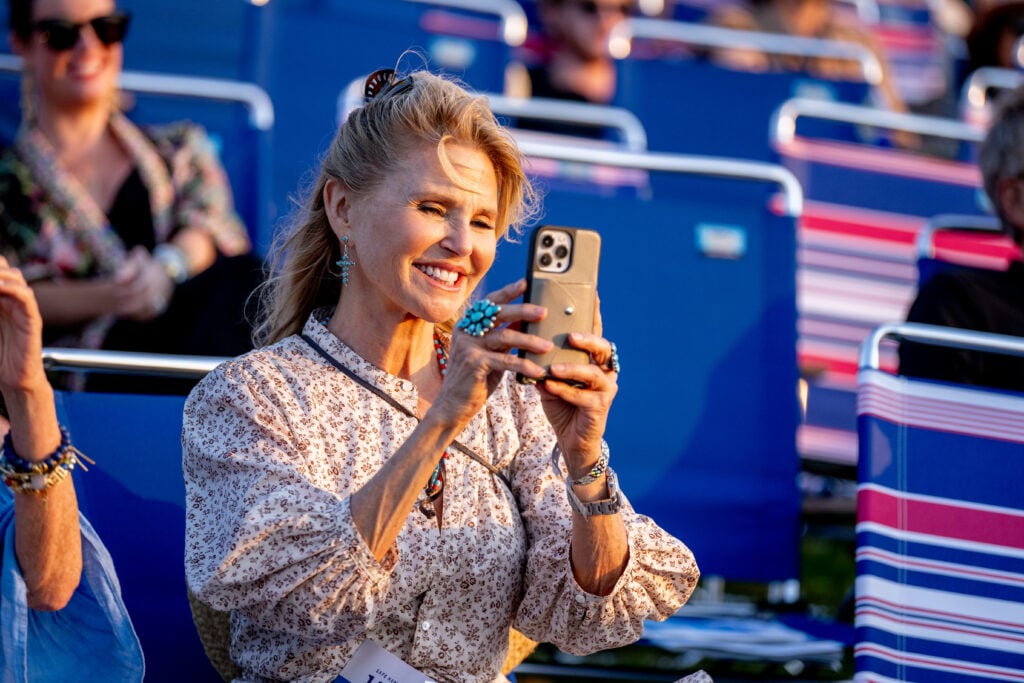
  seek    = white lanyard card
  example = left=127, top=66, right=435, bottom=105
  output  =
left=336, top=639, right=437, bottom=683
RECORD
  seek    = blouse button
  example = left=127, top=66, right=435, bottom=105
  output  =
left=575, top=594, right=586, bottom=604
left=421, top=621, right=431, bottom=631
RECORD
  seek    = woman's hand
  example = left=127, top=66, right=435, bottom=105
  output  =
left=0, top=256, right=47, bottom=394
left=430, top=279, right=552, bottom=429
left=536, top=303, right=619, bottom=480
left=113, top=246, right=175, bottom=320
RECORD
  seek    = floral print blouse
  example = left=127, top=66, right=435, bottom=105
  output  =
left=183, top=314, right=700, bottom=683
left=0, top=113, right=251, bottom=348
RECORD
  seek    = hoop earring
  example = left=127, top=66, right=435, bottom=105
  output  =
left=335, top=235, right=354, bottom=286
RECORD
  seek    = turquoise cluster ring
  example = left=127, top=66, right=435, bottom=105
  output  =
left=456, top=299, right=501, bottom=337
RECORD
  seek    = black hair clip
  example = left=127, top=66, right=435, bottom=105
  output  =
left=363, top=68, right=414, bottom=104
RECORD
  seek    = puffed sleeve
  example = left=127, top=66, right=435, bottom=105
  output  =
left=505, top=383, right=700, bottom=655
left=182, top=354, right=396, bottom=641
left=155, top=122, right=251, bottom=256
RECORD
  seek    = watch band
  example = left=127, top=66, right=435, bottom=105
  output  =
left=566, top=467, right=621, bottom=520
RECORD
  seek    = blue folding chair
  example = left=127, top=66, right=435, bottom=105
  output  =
left=484, top=137, right=805, bottom=584
left=959, top=66, right=1023, bottom=141
left=855, top=322, right=1024, bottom=681
left=611, top=17, right=875, bottom=162
left=45, top=350, right=228, bottom=682
left=771, top=97, right=990, bottom=468
left=255, top=0, right=527, bottom=237
left=914, top=213, right=1019, bottom=288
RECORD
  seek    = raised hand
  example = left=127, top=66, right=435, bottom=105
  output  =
left=0, top=256, right=46, bottom=393
left=432, top=279, right=551, bottom=428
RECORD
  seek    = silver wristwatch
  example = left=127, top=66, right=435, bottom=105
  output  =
left=566, top=467, right=621, bottom=520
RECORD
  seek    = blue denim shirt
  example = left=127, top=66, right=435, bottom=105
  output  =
left=0, top=485, right=144, bottom=682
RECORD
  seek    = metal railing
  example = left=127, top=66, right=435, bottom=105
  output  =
left=772, top=97, right=986, bottom=146
left=860, top=322, right=1024, bottom=371
left=486, top=95, right=649, bottom=152
left=915, top=213, right=1004, bottom=260
left=512, top=137, right=804, bottom=217
left=337, top=77, right=649, bottom=152
left=609, top=17, right=884, bottom=86
left=960, top=66, right=1023, bottom=113
left=42, top=348, right=228, bottom=379
left=0, top=54, right=274, bottom=130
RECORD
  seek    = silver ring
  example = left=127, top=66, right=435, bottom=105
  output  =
left=456, top=299, right=501, bottom=337
left=604, top=341, right=621, bottom=374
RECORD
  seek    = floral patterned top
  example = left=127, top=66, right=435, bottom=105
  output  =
left=183, top=314, right=700, bottom=683
left=0, top=113, right=251, bottom=348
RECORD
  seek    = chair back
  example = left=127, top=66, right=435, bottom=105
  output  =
left=484, top=137, right=804, bottom=583
left=611, top=17, right=874, bottom=162
left=914, top=213, right=1020, bottom=288
left=855, top=323, right=1024, bottom=680
left=51, top=381, right=220, bottom=681
left=772, top=97, right=989, bottom=468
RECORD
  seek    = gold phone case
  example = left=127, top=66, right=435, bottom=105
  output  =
left=518, top=226, right=601, bottom=383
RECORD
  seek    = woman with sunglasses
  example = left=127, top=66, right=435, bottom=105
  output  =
left=0, top=0, right=258, bottom=390
left=0, top=255, right=144, bottom=679
left=183, top=67, right=698, bottom=682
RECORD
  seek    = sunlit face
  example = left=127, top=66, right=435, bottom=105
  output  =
left=17, top=0, right=123, bottom=114
left=326, top=139, right=500, bottom=326
left=785, top=0, right=831, bottom=38
left=548, top=0, right=632, bottom=61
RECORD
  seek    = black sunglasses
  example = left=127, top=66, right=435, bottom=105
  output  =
left=363, top=68, right=414, bottom=104
left=573, top=0, right=633, bottom=17
left=32, top=12, right=131, bottom=52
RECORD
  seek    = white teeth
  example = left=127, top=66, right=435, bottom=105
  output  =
left=417, top=265, right=459, bottom=285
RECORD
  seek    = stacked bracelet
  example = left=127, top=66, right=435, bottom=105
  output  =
left=153, top=244, right=190, bottom=285
left=0, top=426, right=93, bottom=495
left=550, top=440, right=610, bottom=486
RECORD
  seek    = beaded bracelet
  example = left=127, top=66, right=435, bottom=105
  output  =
left=550, top=440, right=610, bottom=486
left=0, top=426, right=93, bottom=496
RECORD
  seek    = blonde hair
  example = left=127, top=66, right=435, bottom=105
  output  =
left=254, top=70, right=538, bottom=346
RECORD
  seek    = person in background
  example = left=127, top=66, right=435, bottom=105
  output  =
left=516, top=0, right=634, bottom=104
left=965, top=0, right=1024, bottom=77
left=183, top=66, right=699, bottom=682
left=899, top=85, right=1024, bottom=391
left=0, top=255, right=143, bottom=680
left=0, top=0, right=261, bottom=391
left=707, top=0, right=910, bottom=114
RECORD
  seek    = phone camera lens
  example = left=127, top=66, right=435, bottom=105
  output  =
left=539, top=253, right=552, bottom=267
left=554, top=245, right=568, bottom=259
left=541, top=234, right=555, bottom=248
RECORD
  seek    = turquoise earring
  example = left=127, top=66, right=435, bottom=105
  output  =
left=336, top=235, right=354, bottom=286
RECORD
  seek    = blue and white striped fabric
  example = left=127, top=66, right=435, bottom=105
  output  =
left=855, top=369, right=1024, bottom=682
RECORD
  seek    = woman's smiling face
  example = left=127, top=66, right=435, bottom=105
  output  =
left=326, top=138, right=500, bottom=326
left=19, top=0, right=124, bottom=114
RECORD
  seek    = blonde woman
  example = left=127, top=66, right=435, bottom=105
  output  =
left=183, top=68, right=699, bottom=682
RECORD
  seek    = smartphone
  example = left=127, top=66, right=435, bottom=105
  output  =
left=517, top=225, right=601, bottom=385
